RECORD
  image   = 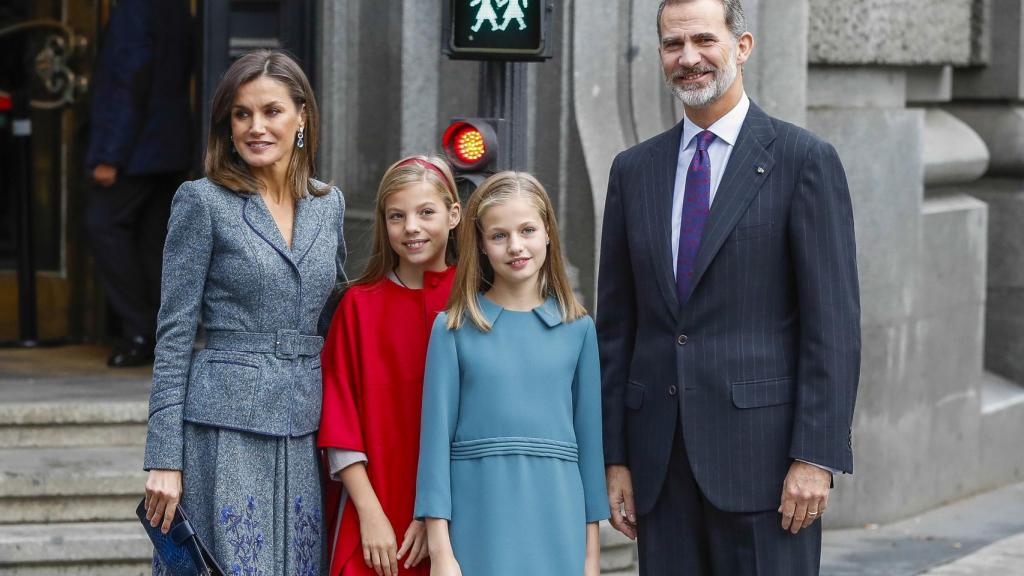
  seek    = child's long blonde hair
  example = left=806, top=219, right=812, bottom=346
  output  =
left=353, top=155, right=460, bottom=286
left=447, top=171, right=586, bottom=331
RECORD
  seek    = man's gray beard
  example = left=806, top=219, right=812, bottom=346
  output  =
left=667, top=56, right=738, bottom=109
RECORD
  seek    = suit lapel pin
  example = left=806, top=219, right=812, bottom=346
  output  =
left=756, top=166, right=765, bottom=174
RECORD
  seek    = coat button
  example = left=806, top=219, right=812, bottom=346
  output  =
left=668, top=385, right=678, bottom=396
left=677, top=334, right=688, bottom=346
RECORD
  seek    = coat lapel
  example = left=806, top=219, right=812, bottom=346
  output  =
left=243, top=194, right=295, bottom=267
left=290, top=193, right=324, bottom=265
left=646, top=121, right=685, bottom=321
left=688, top=103, right=776, bottom=297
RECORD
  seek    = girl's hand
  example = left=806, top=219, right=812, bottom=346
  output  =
left=144, top=469, right=182, bottom=534
left=397, top=519, right=429, bottom=568
left=429, top=551, right=462, bottom=576
left=360, top=507, right=398, bottom=576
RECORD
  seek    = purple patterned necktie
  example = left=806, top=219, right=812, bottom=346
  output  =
left=676, top=130, right=716, bottom=304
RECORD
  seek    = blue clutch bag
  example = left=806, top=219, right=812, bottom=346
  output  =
left=136, top=498, right=225, bottom=576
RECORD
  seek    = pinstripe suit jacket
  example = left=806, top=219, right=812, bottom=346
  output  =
left=597, top=102, right=860, bottom=515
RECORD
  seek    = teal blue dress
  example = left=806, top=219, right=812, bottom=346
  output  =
left=415, top=295, right=610, bottom=575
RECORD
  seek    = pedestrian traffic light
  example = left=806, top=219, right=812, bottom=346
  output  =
left=442, top=118, right=509, bottom=199
left=442, top=0, right=554, bottom=61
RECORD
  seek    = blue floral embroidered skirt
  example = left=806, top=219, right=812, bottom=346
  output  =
left=153, top=423, right=323, bottom=576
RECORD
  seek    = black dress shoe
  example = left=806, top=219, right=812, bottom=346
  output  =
left=107, top=335, right=155, bottom=368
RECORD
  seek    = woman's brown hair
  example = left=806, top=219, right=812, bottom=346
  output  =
left=447, top=171, right=586, bottom=331
left=353, top=155, right=461, bottom=286
left=205, top=49, right=328, bottom=199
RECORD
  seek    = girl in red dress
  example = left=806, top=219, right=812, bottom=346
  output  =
left=318, top=155, right=462, bottom=576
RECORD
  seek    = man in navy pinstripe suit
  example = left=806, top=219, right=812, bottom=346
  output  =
left=596, top=0, right=861, bottom=573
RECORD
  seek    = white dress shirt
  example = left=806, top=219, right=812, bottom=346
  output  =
left=671, top=92, right=750, bottom=276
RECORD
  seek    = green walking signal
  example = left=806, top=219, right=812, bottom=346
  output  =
left=443, top=0, right=554, bottom=61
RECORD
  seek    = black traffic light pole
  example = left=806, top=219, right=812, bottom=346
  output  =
left=478, top=61, right=529, bottom=171
left=7, top=90, right=41, bottom=346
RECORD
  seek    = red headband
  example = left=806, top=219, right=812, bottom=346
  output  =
left=395, top=158, right=454, bottom=197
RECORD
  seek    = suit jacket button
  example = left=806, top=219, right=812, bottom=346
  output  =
left=677, top=334, right=688, bottom=346
left=668, top=385, right=678, bottom=397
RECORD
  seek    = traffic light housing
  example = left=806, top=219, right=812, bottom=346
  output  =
left=442, top=0, right=554, bottom=61
left=442, top=117, right=509, bottom=200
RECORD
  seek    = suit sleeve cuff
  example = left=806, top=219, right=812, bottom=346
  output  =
left=796, top=458, right=841, bottom=475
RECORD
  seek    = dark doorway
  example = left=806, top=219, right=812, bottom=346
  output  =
left=0, top=0, right=318, bottom=343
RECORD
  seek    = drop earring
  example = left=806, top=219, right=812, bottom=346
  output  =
left=297, top=126, right=305, bottom=149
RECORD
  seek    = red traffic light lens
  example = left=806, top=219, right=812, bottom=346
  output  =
left=0, top=93, right=11, bottom=112
left=452, top=126, right=486, bottom=164
left=442, top=119, right=497, bottom=171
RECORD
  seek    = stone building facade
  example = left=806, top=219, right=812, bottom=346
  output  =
left=315, top=0, right=1024, bottom=556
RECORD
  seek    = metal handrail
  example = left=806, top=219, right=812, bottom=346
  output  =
left=0, top=19, right=73, bottom=40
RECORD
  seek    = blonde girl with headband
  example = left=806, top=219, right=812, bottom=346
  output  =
left=414, top=171, right=609, bottom=576
left=319, top=156, right=462, bottom=576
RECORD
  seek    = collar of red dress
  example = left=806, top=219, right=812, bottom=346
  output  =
left=420, top=266, right=456, bottom=290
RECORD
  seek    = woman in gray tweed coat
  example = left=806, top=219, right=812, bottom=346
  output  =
left=142, top=50, right=345, bottom=576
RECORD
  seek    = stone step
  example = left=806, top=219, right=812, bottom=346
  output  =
left=601, top=521, right=638, bottom=572
left=0, top=521, right=151, bottom=575
left=0, top=446, right=145, bottom=523
left=0, top=522, right=635, bottom=576
left=0, top=401, right=147, bottom=449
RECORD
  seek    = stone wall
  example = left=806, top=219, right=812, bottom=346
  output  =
left=808, top=0, right=974, bottom=65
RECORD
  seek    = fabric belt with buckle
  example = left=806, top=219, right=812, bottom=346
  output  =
left=204, top=329, right=324, bottom=359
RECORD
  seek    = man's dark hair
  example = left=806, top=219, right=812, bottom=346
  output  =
left=657, top=0, right=747, bottom=41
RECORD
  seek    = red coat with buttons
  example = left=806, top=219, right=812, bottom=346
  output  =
left=318, top=267, right=455, bottom=575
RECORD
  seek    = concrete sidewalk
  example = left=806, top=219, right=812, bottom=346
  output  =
left=923, top=533, right=1024, bottom=575
left=822, top=481, right=1024, bottom=575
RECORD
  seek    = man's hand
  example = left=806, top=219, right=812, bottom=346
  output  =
left=606, top=464, right=637, bottom=540
left=92, top=163, right=118, bottom=187
left=778, top=461, right=831, bottom=534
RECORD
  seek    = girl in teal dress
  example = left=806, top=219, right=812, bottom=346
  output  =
left=415, top=172, right=609, bottom=576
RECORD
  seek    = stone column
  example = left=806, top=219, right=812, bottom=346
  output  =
left=806, top=0, right=988, bottom=527
left=806, top=70, right=928, bottom=526
left=573, top=0, right=637, bottom=300
left=399, top=0, right=441, bottom=157
left=743, top=0, right=809, bottom=125
left=318, top=1, right=360, bottom=193
left=944, top=1, right=1024, bottom=492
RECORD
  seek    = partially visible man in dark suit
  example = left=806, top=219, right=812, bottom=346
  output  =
left=597, top=0, right=860, bottom=573
left=85, top=0, right=192, bottom=366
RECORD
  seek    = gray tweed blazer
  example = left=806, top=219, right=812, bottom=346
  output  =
left=144, top=177, right=347, bottom=470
